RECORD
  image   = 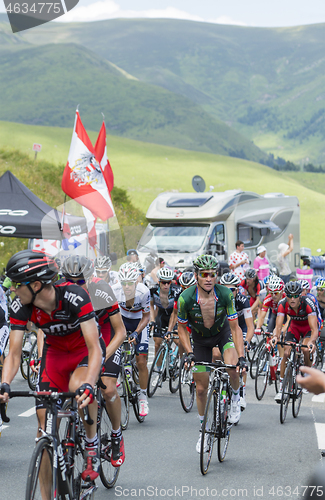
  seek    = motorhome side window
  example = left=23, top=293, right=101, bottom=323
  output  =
left=237, top=224, right=261, bottom=247
left=210, top=224, right=225, bottom=244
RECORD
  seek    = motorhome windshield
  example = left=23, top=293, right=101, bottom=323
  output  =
left=138, top=224, right=209, bottom=253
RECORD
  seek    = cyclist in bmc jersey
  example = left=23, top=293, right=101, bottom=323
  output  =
left=61, top=255, right=127, bottom=467
left=0, top=250, right=103, bottom=482
left=271, top=280, right=318, bottom=402
left=220, top=272, right=254, bottom=410
left=112, top=262, right=151, bottom=418
left=177, top=255, right=246, bottom=452
left=94, top=255, right=119, bottom=286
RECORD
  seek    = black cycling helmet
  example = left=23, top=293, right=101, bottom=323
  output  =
left=285, top=280, right=303, bottom=296
left=61, top=255, right=94, bottom=280
left=245, top=268, right=257, bottom=280
left=179, top=271, right=196, bottom=288
left=220, top=272, right=241, bottom=287
left=6, top=250, right=58, bottom=284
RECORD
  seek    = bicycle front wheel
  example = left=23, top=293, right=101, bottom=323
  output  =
left=147, top=345, right=167, bottom=398
left=25, top=438, right=54, bottom=500
left=99, top=405, right=120, bottom=488
left=27, top=339, right=38, bottom=391
left=200, top=387, right=216, bottom=475
left=169, top=355, right=180, bottom=393
left=117, top=369, right=129, bottom=431
left=179, top=356, right=195, bottom=413
left=292, top=371, right=303, bottom=418
left=280, top=364, right=292, bottom=424
left=132, top=389, right=145, bottom=424
left=217, top=384, right=231, bottom=462
left=249, top=339, right=265, bottom=379
left=255, top=347, right=269, bottom=401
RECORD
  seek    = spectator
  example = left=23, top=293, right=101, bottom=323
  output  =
left=228, top=240, right=250, bottom=281
left=126, top=249, right=139, bottom=263
left=277, top=234, right=294, bottom=283
left=253, top=245, right=270, bottom=281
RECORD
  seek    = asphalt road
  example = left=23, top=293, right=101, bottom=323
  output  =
left=1, top=358, right=325, bottom=500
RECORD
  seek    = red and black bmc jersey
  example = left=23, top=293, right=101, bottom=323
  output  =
left=10, top=282, right=96, bottom=351
left=277, top=295, right=317, bottom=339
left=87, top=278, right=120, bottom=345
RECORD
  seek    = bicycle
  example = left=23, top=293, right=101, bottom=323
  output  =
left=249, top=327, right=268, bottom=379
left=254, top=334, right=280, bottom=400
left=194, top=361, right=236, bottom=475
left=20, top=327, right=38, bottom=381
left=6, top=390, right=98, bottom=499
left=117, top=338, right=145, bottom=430
left=147, top=327, right=180, bottom=398
left=277, top=341, right=311, bottom=424
left=179, top=354, right=195, bottom=413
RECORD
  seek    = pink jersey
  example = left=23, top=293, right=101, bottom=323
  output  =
left=253, top=256, right=270, bottom=280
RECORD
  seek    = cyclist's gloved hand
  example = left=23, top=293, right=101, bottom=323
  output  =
left=76, top=383, right=95, bottom=405
left=254, top=328, right=261, bottom=335
left=184, top=352, right=196, bottom=367
left=128, top=331, right=138, bottom=343
left=163, top=330, right=172, bottom=340
left=236, top=356, right=248, bottom=372
left=0, top=382, right=10, bottom=403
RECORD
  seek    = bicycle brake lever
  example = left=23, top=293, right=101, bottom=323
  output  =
left=82, top=406, right=94, bottom=426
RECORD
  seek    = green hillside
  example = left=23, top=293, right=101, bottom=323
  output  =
left=0, top=120, right=324, bottom=253
left=0, top=26, right=267, bottom=163
left=11, top=16, right=325, bottom=164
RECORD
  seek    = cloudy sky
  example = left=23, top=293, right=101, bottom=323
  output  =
left=1, top=0, right=325, bottom=26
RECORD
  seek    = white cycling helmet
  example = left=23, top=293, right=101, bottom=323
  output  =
left=300, top=279, right=310, bottom=290
left=268, top=275, right=285, bottom=293
left=118, top=262, right=139, bottom=283
left=220, top=272, right=241, bottom=287
left=157, top=267, right=174, bottom=282
left=94, top=256, right=112, bottom=271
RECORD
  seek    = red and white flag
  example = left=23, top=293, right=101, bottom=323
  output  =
left=82, top=206, right=97, bottom=249
left=61, top=111, right=115, bottom=221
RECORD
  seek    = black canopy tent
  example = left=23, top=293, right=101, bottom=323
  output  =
left=0, top=171, right=87, bottom=239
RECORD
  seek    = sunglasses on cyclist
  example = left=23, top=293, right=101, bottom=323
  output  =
left=229, top=287, right=238, bottom=292
left=11, top=281, right=31, bottom=289
left=96, top=269, right=108, bottom=276
left=270, top=291, right=281, bottom=295
left=286, top=293, right=301, bottom=299
left=317, top=288, right=325, bottom=292
left=121, top=280, right=136, bottom=287
left=160, top=280, right=172, bottom=285
left=199, top=272, right=217, bottom=278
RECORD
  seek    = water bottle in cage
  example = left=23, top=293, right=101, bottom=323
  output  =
left=269, top=350, right=277, bottom=381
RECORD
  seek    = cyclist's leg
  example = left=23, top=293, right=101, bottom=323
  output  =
left=153, top=311, right=168, bottom=358
left=135, top=324, right=149, bottom=416
left=101, top=350, right=125, bottom=468
left=275, top=331, right=295, bottom=402
left=219, top=324, right=241, bottom=423
left=302, top=332, right=312, bottom=367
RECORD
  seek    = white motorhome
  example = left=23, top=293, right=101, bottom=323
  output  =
left=137, top=190, right=300, bottom=272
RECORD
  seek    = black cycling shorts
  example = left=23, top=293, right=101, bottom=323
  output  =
left=192, top=321, right=235, bottom=363
left=102, top=346, right=121, bottom=379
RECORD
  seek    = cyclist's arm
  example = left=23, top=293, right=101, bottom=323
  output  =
left=150, top=300, right=157, bottom=322
left=168, top=308, right=178, bottom=332
left=105, top=312, right=126, bottom=361
left=0, top=329, right=24, bottom=401
left=134, top=311, right=150, bottom=337
left=37, top=328, right=44, bottom=358
left=308, top=314, right=319, bottom=345
left=80, top=318, right=102, bottom=387
left=250, top=296, right=260, bottom=316
left=244, top=314, right=255, bottom=344
left=229, top=319, right=244, bottom=358
left=273, top=313, right=284, bottom=340
left=177, top=322, right=192, bottom=354
left=256, top=307, right=267, bottom=329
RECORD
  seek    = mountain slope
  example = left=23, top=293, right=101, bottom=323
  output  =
left=0, top=42, right=267, bottom=162
left=15, top=17, right=325, bottom=163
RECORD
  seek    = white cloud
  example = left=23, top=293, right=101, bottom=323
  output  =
left=59, top=2, right=245, bottom=25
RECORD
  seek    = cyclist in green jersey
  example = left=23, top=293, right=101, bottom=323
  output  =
left=177, top=255, right=246, bottom=452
